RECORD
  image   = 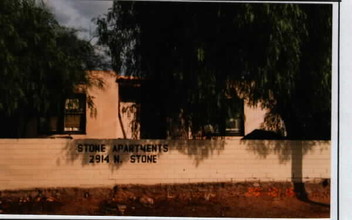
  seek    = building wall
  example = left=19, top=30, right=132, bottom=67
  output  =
left=0, top=139, right=330, bottom=190
left=120, top=102, right=140, bottom=139
left=244, top=103, right=268, bottom=135
left=24, top=70, right=269, bottom=139
left=77, top=71, right=269, bottom=139
left=29, top=71, right=138, bottom=139
left=78, top=72, right=141, bottom=139
left=74, top=71, right=121, bottom=139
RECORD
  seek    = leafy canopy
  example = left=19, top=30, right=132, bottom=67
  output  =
left=0, top=0, right=102, bottom=137
left=97, top=2, right=331, bottom=139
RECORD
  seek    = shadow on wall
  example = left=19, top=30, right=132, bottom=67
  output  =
left=63, top=139, right=225, bottom=171
left=242, top=138, right=316, bottom=165
left=170, top=139, right=225, bottom=167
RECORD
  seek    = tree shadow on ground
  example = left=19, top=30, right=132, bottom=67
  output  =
left=242, top=137, right=330, bottom=207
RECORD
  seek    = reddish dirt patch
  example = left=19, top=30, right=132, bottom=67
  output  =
left=0, top=181, right=330, bottom=218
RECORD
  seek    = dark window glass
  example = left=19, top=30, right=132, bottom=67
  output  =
left=64, top=95, right=86, bottom=132
left=224, top=98, right=244, bottom=136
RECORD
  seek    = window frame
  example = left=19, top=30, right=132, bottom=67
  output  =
left=38, top=93, right=87, bottom=135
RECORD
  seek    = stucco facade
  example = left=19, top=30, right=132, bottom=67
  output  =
left=24, top=70, right=271, bottom=139
left=85, top=71, right=272, bottom=139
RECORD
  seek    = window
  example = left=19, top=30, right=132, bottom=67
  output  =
left=224, top=97, right=244, bottom=136
left=208, top=97, right=244, bottom=137
left=38, top=94, right=86, bottom=134
left=64, top=96, right=86, bottom=132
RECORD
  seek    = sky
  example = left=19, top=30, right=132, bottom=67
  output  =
left=43, top=0, right=114, bottom=68
left=44, top=0, right=113, bottom=41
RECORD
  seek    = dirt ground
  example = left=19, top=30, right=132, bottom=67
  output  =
left=0, top=181, right=330, bottom=218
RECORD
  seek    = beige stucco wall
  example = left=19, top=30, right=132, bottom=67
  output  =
left=120, top=102, right=140, bottom=139
left=74, top=71, right=120, bottom=139
left=71, top=71, right=138, bottom=139
left=0, top=139, right=330, bottom=190
left=243, top=103, right=268, bottom=135
left=65, top=71, right=143, bottom=139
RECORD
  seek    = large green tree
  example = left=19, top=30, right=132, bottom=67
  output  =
left=0, top=0, right=102, bottom=137
left=97, top=2, right=331, bottom=140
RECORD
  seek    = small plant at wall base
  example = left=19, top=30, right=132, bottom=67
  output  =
left=0, top=0, right=105, bottom=138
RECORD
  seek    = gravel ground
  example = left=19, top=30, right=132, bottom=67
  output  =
left=0, top=181, right=330, bottom=218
